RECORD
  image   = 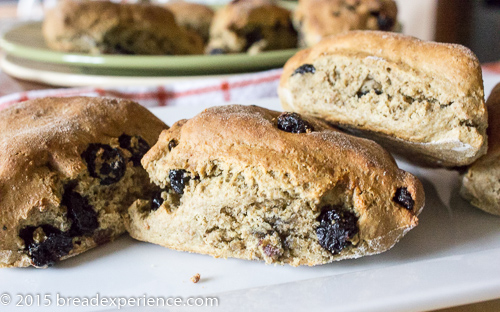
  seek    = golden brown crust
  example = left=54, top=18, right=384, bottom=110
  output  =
left=128, top=105, right=424, bottom=266
left=43, top=0, right=204, bottom=55
left=0, top=97, right=168, bottom=267
left=165, top=2, right=214, bottom=42
left=279, top=30, right=487, bottom=167
left=293, top=0, right=398, bottom=47
left=206, top=0, right=297, bottom=54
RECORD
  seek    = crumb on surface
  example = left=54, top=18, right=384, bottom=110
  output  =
left=190, top=273, right=201, bottom=283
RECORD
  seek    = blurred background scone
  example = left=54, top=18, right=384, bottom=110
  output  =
left=293, top=0, right=398, bottom=47
left=165, top=1, right=215, bottom=44
left=42, top=0, right=204, bottom=55
left=206, top=0, right=298, bottom=55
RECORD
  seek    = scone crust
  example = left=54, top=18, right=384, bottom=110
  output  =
left=206, top=0, right=297, bottom=54
left=279, top=30, right=487, bottom=167
left=43, top=0, right=204, bottom=55
left=165, top=2, right=214, bottom=42
left=0, top=97, right=167, bottom=267
left=293, top=0, right=398, bottom=47
left=461, top=83, right=500, bottom=215
left=127, top=105, right=424, bottom=266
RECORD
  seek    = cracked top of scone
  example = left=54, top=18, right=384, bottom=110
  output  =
left=293, top=0, right=398, bottom=47
left=143, top=104, right=423, bottom=223
left=279, top=30, right=487, bottom=167
left=43, top=0, right=204, bottom=55
left=0, top=97, right=167, bottom=263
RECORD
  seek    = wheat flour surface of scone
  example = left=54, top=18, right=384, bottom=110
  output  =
left=461, top=83, right=500, bottom=215
left=42, top=0, right=204, bottom=55
left=205, top=0, right=297, bottom=55
left=279, top=31, right=487, bottom=167
left=165, top=1, right=214, bottom=44
left=293, top=0, right=398, bottom=47
left=125, top=105, right=424, bottom=266
left=0, top=97, right=168, bottom=268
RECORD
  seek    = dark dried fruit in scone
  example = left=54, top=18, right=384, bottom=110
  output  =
left=119, top=134, right=150, bottom=166
left=316, top=206, right=358, bottom=254
left=377, top=14, right=395, bottom=31
left=277, top=112, right=314, bottom=134
left=393, top=187, right=414, bottom=211
left=82, top=143, right=126, bottom=185
left=62, top=189, right=99, bottom=236
left=168, top=140, right=178, bottom=151
left=209, top=48, right=226, bottom=55
left=19, top=225, right=73, bottom=267
left=169, top=169, right=190, bottom=194
left=292, top=64, right=315, bottom=75
left=150, top=190, right=165, bottom=211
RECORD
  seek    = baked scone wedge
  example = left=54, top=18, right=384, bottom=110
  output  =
left=461, top=83, right=500, bottom=215
left=165, top=1, right=215, bottom=44
left=126, top=105, right=424, bottom=266
left=279, top=31, right=488, bottom=167
left=293, top=0, right=398, bottom=47
left=206, top=0, right=297, bottom=55
left=43, top=0, right=204, bottom=55
left=0, top=97, right=167, bottom=268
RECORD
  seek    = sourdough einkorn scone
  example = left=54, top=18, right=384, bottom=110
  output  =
left=279, top=31, right=488, bottom=167
left=43, top=0, right=204, bottom=55
left=0, top=97, right=168, bottom=268
left=293, top=0, right=398, bottom=47
left=125, top=105, right=424, bottom=266
left=165, top=1, right=215, bottom=44
left=461, top=83, right=500, bottom=216
left=206, top=0, right=298, bottom=55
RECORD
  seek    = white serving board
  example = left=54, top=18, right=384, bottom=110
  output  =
left=2, top=78, right=500, bottom=312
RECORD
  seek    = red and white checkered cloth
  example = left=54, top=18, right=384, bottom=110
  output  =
left=0, top=68, right=283, bottom=110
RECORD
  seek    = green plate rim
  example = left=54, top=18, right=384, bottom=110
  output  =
left=0, top=21, right=299, bottom=71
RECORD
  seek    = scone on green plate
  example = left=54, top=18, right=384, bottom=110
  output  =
left=125, top=105, right=424, bottom=266
left=206, top=0, right=298, bottom=55
left=279, top=30, right=488, bottom=167
left=0, top=97, right=167, bottom=268
left=461, top=83, right=500, bottom=216
left=43, top=0, right=204, bottom=55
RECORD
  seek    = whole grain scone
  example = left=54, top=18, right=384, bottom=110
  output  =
left=43, top=0, right=204, bottom=55
left=461, top=83, right=500, bottom=215
left=125, top=105, right=424, bottom=266
left=279, top=31, right=488, bottom=167
left=293, top=0, right=398, bottom=47
left=165, top=1, right=214, bottom=44
left=0, top=97, right=167, bottom=268
left=205, top=0, right=298, bottom=55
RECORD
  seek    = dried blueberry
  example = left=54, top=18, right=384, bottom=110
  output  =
left=377, top=14, right=395, bottom=31
left=277, top=112, right=314, bottom=134
left=356, top=89, right=383, bottom=98
left=19, top=225, right=73, bottom=267
left=316, top=206, right=358, bottom=254
left=82, top=143, right=126, bottom=185
left=169, top=169, right=190, bottom=194
left=118, top=134, right=150, bottom=166
left=393, top=187, right=414, bottom=211
left=151, top=190, right=165, bottom=211
left=209, top=48, right=226, bottom=55
left=292, top=64, right=315, bottom=76
left=168, top=140, right=178, bottom=151
left=62, top=190, right=99, bottom=236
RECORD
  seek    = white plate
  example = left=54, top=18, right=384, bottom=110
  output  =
left=2, top=87, right=500, bottom=312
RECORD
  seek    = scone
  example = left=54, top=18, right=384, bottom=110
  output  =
left=461, top=83, right=500, bottom=215
left=206, top=0, right=298, bottom=55
left=293, top=0, right=398, bottom=47
left=165, top=1, right=214, bottom=44
left=0, top=97, right=167, bottom=268
left=279, top=31, right=487, bottom=167
left=125, top=105, right=424, bottom=266
left=43, top=0, right=204, bottom=55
